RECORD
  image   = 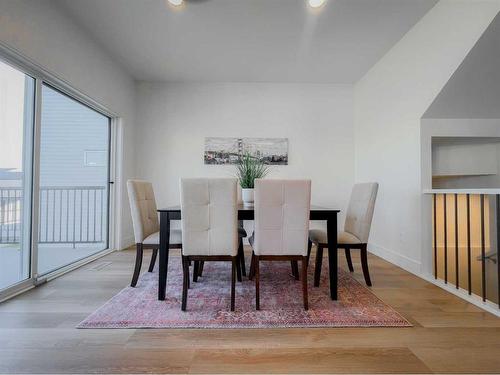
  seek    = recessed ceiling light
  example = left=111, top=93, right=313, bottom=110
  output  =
left=168, top=0, right=183, bottom=6
left=308, top=0, right=327, bottom=8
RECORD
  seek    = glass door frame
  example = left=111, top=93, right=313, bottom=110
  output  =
left=0, top=44, right=118, bottom=301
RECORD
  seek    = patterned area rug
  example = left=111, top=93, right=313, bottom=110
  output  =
left=78, top=256, right=411, bottom=329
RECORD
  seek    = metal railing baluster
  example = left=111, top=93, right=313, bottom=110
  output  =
left=0, top=189, right=3, bottom=243
left=100, top=189, right=104, bottom=242
left=444, top=193, right=448, bottom=284
left=13, top=189, right=17, bottom=242
left=497, top=194, right=500, bottom=309
left=73, top=189, right=76, bottom=248
left=45, top=189, right=49, bottom=242
left=467, top=194, right=472, bottom=295
left=80, top=189, right=83, bottom=243
left=52, top=189, right=56, bottom=242
left=6, top=189, right=10, bottom=243
left=86, top=190, right=90, bottom=242
left=480, top=194, right=486, bottom=302
left=38, top=191, right=42, bottom=243
left=455, top=193, right=459, bottom=289
left=59, top=189, right=63, bottom=242
left=93, top=189, right=97, bottom=242
left=66, top=190, right=69, bottom=242
left=434, top=193, right=437, bottom=279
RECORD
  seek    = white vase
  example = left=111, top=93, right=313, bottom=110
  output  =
left=242, top=188, right=254, bottom=207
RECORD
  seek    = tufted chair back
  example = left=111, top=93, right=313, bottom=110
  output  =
left=344, top=182, right=378, bottom=243
left=253, top=179, right=311, bottom=256
left=127, top=180, right=159, bottom=243
left=180, top=178, right=238, bottom=256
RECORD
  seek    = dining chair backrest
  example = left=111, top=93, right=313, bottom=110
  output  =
left=127, top=180, right=159, bottom=244
left=344, top=182, right=379, bottom=243
left=180, top=178, right=238, bottom=256
left=253, top=179, right=311, bottom=256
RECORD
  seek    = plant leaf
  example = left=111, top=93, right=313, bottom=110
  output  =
left=235, top=152, right=269, bottom=188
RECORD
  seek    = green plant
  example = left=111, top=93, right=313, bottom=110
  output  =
left=235, top=152, right=269, bottom=188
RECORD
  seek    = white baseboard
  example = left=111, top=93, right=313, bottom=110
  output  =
left=368, top=242, right=421, bottom=275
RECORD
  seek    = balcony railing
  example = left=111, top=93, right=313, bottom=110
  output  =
left=0, top=186, right=107, bottom=246
left=0, top=187, right=22, bottom=244
left=430, top=190, right=499, bottom=309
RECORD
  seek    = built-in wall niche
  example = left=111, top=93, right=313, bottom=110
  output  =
left=432, top=137, right=500, bottom=189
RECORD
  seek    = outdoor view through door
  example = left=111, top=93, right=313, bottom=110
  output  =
left=0, top=60, right=34, bottom=291
left=37, top=85, right=110, bottom=275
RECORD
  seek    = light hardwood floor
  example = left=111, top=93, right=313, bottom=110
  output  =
left=0, top=247, right=499, bottom=374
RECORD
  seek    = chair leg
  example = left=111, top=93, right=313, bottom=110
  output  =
left=249, top=252, right=256, bottom=280
left=148, top=248, right=158, bottom=272
left=198, top=261, right=204, bottom=277
left=302, top=256, right=309, bottom=310
left=231, top=257, right=236, bottom=311
left=238, top=240, right=246, bottom=276
left=255, top=256, right=260, bottom=310
left=314, top=245, right=324, bottom=287
left=291, top=261, right=299, bottom=280
left=131, top=243, right=143, bottom=287
left=235, top=239, right=243, bottom=282
left=193, top=261, right=199, bottom=282
left=306, top=240, right=312, bottom=267
left=236, top=258, right=242, bottom=282
left=360, top=244, right=372, bottom=286
left=181, top=256, right=189, bottom=311
left=344, top=247, right=354, bottom=272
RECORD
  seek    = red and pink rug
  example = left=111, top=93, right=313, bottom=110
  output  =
left=78, top=256, right=411, bottom=329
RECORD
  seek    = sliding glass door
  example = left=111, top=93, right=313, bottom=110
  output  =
left=0, top=52, right=113, bottom=297
left=37, top=84, right=110, bottom=275
left=0, top=60, right=35, bottom=291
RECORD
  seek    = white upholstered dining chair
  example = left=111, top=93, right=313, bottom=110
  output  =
left=309, top=182, right=378, bottom=286
left=127, top=180, right=182, bottom=287
left=249, top=179, right=311, bottom=310
left=180, top=178, right=239, bottom=311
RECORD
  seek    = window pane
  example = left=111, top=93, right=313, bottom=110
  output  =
left=38, top=84, right=109, bottom=275
left=0, top=60, right=34, bottom=290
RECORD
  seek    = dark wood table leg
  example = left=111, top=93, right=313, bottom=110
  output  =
left=158, top=211, right=170, bottom=301
left=327, top=213, right=338, bottom=300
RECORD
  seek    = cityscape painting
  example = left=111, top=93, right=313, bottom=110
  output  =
left=204, top=137, right=288, bottom=165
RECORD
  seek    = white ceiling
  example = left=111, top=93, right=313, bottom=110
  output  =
left=56, top=0, right=437, bottom=83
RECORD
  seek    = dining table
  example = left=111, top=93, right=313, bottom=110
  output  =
left=157, top=204, right=340, bottom=301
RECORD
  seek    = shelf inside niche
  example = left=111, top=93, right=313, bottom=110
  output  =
left=433, top=173, right=497, bottom=178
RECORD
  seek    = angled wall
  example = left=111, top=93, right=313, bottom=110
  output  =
left=424, top=12, right=500, bottom=119
left=354, top=0, right=500, bottom=274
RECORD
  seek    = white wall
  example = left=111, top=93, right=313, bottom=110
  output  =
left=135, top=82, right=354, bottom=227
left=354, top=0, right=500, bottom=274
left=0, top=0, right=136, bottom=249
